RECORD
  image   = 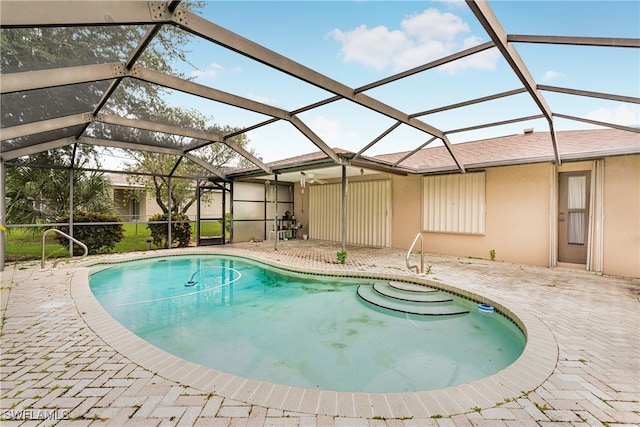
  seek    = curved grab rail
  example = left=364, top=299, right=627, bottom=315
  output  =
left=406, top=232, right=425, bottom=274
left=41, top=228, right=88, bottom=269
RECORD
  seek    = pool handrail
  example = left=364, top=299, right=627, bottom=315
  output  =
left=406, top=232, right=425, bottom=274
left=41, top=228, right=88, bottom=270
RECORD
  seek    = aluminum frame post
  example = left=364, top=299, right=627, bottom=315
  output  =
left=273, top=174, right=278, bottom=251
left=167, top=177, right=172, bottom=249
left=69, top=169, right=74, bottom=257
left=341, top=165, right=347, bottom=253
left=0, top=160, right=6, bottom=272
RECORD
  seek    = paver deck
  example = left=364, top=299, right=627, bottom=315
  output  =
left=1, top=240, right=639, bottom=426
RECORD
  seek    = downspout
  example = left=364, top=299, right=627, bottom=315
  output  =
left=341, top=165, right=347, bottom=253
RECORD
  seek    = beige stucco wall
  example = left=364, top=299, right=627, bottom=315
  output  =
left=388, top=157, right=639, bottom=277
left=602, top=155, right=640, bottom=278
left=392, top=163, right=552, bottom=266
left=390, top=174, right=422, bottom=249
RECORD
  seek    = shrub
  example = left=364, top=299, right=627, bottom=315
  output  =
left=147, top=212, right=191, bottom=248
left=55, top=211, right=124, bottom=255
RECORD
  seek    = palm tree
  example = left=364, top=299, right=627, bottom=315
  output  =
left=6, top=151, right=114, bottom=227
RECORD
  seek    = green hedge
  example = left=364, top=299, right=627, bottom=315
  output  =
left=55, top=211, right=124, bottom=255
left=147, top=212, right=191, bottom=248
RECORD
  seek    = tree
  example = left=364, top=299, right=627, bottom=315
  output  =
left=5, top=151, right=114, bottom=225
left=1, top=3, right=204, bottom=124
left=1, top=1, right=206, bottom=222
left=125, top=107, right=256, bottom=214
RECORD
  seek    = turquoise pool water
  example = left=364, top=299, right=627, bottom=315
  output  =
left=89, top=255, right=525, bottom=393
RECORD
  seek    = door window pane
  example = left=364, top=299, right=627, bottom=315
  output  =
left=567, top=176, right=587, bottom=244
left=568, top=176, right=586, bottom=209
left=568, top=212, right=585, bottom=244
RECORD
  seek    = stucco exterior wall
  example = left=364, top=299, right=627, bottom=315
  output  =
left=602, top=155, right=640, bottom=278
left=390, top=174, right=422, bottom=249
left=408, top=164, right=551, bottom=265
left=388, top=157, right=639, bottom=277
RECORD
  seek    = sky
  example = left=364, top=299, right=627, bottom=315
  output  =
left=160, top=0, right=639, bottom=164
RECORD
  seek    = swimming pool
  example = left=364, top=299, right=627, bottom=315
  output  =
left=89, top=254, right=525, bottom=393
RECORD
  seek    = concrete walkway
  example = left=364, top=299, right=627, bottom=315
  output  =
left=1, top=240, right=638, bottom=426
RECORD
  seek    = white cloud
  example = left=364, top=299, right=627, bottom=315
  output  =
left=329, top=8, right=496, bottom=73
left=542, top=70, right=565, bottom=82
left=191, top=63, right=225, bottom=79
left=392, top=39, right=453, bottom=71
left=329, top=25, right=410, bottom=70
left=585, top=104, right=639, bottom=126
left=401, top=8, right=469, bottom=43
left=439, top=36, right=500, bottom=74
left=311, top=115, right=343, bottom=144
left=246, top=93, right=277, bottom=106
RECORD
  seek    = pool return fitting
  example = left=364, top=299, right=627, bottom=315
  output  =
left=478, top=303, right=495, bottom=312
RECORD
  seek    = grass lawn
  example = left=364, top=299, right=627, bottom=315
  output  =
left=4, top=221, right=223, bottom=262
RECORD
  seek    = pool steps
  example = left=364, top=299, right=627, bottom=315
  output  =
left=373, top=282, right=452, bottom=303
left=357, top=281, right=470, bottom=316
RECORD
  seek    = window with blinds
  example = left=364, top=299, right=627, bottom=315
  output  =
left=423, top=172, right=486, bottom=234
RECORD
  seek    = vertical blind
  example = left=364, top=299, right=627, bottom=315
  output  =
left=309, top=180, right=391, bottom=246
left=423, top=172, right=486, bottom=234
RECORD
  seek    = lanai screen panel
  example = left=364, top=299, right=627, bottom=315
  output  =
left=232, top=181, right=267, bottom=241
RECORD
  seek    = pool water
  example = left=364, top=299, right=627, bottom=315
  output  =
left=89, top=255, right=525, bottom=393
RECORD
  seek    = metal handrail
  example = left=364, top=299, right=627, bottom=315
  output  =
left=41, top=229, right=88, bottom=270
left=406, top=232, right=425, bottom=274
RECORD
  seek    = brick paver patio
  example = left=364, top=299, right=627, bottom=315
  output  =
left=1, top=240, right=638, bottom=426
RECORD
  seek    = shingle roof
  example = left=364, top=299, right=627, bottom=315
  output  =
left=264, top=148, right=355, bottom=168
left=227, top=128, right=638, bottom=179
left=375, top=128, right=640, bottom=172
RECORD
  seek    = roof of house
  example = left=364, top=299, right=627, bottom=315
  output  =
left=249, top=128, right=639, bottom=178
left=376, top=128, right=640, bottom=172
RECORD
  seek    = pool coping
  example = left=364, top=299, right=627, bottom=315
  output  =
left=71, top=249, right=558, bottom=419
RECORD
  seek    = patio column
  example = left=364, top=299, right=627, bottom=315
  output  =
left=341, top=165, right=346, bottom=253
left=273, top=174, right=278, bottom=251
